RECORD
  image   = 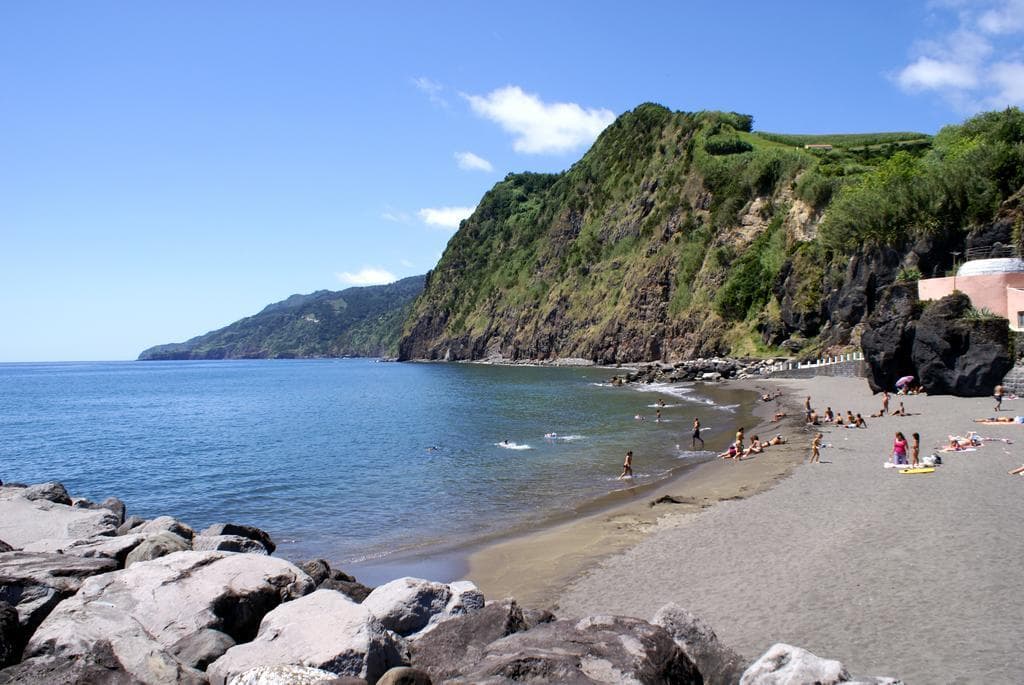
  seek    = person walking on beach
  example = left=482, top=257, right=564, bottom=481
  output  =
left=804, top=396, right=812, bottom=421
left=618, top=450, right=634, bottom=479
left=893, top=431, right=909, bottom=465
left=691, top=418, right=704, bottom=449
left=995, top=384, right=1004, bottom=412
left=911, top=432, right=920, bottom=467
left=810, top=433, right=822, bottom=464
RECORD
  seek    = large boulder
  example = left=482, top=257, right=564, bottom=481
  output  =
left=653, top=603, right=746, bottom=685
left=377, top=666, right=432, bottom=685
left=22, top=533, right=145, bottom=567
left=124, top=531, right=191, bottom=567
left=202, top=524, right=276, bottom=554
left=23, top=482, right=72, bottom=506
left=137, top=515, right=196, bottom=540
left=227, top=664, right=362, bottom=684
left=911, top=292, right=1013, bottom=396
left=362, top=578, right=450, bottom=636
left=452, top=614, right=701, bottom=684
left=0, top=551, right=117, bottom=637
left=0, top=491, right=120, bottom=549
left=861, top=283, right=919, bottom=393
left=0, top=602, right=19, bottom=668
left=14, top=551, right=314, bottom=684
left=410, top=600, right=529, bottom=681
left=207, top=589, right=407, bottom=685
left=739, top=643, right=906, bottom=684
left=117, top=515, right=147, bottom=535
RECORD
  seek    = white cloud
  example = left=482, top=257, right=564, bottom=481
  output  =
left=898, top=57, right=978, bottom=90
left=894, top=2, right=1024, bottom=109
left=413, top=76, right=447, bottom=107
left=381, top=208, right=411, bottom=223
left=455, top=151, right=493, bottom=172
left=463, top=85, right=615, bottom=154
left=336, top=267, right=396, bottom=286
left=418, top=206, right=475, bottom=229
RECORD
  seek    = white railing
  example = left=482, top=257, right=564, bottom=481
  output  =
left=766, top=351, right=865, bottom=373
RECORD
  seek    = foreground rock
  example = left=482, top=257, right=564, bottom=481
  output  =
left=451, top=614, right=701, bottom=684
left=410, top=600, right=529, bottom=681
left=0, top=486, right=120, bottom=548
left=653, top=603, right=746, bottom=685
left=8, top=551, right=314, bottom=684
left=202, top=524, right=276, bottom=554
left=208, top=589, right=406, bottom=685
left=740, top=643, right=902, bottom=684
left=21, top=533, right=144, bottom=567
left=0, top=551, right=117, bottom=637
left=228, top=664, right=361, bottom=684
left=124, top=530, right=192, bottom=566
left=0, top=603, right=18, bottom=668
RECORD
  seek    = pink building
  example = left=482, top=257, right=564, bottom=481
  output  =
left=918, top=257, right=1024, bottom=331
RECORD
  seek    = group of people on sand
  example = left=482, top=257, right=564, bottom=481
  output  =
left=802, top=396, right=868, bottom=428
left=717, top=426, right=786, bottom=461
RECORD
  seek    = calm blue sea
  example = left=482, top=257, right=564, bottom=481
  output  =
left=0, top=360, right=752, bottom=583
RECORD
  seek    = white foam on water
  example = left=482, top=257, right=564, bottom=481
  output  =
left=646, top=403, right=683, bottom=408
left=632, top=382, right=723, bottom=408
left=495, top=441, right=531, bottom=450
left=545, top=433, right=586, bottom=441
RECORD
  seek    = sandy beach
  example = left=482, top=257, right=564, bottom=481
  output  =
left=471, top=375, right=1024, bottom=683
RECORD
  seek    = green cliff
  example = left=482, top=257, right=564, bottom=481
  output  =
left=399, top=104, right=1024, bottom=363
left=139, top=275, right=425, bottom=360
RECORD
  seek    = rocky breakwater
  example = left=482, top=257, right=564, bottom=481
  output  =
left=0, top=481, right=903, bottom=683
left=609, top=357, right=789, bottom=385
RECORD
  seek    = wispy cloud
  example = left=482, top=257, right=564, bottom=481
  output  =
left=894, top=1, right=1024, bottom=110
left=462, top=86, right=615, bottom=154
left=381, top=207, right=412, bottom=223
left=413, top=76, right=448, bottom=107
left=455, top=151, right=494, bottom=172
left=336, top=267, right=396, bottom=286
left=418, top=206, right=475, bottom=230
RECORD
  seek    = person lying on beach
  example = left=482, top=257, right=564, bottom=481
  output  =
left=767, top=434, right=787, bottom=446
left=1008, top=465, right=1024, bottom=475
left=772, top=411, right=787, bottom=421
left=718, top=444, right=739, bottom=460
left=891, top=402, right=907, bottom=416
left=869, top=410, right=885, bottom=418
left=974, top=416, right=1024, bottom=424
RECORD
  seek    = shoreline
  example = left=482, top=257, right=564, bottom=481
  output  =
left=465, top=378, right=809, bottom=608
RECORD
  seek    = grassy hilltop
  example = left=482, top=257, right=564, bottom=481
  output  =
left=399, top=104, right=1024, bottom=362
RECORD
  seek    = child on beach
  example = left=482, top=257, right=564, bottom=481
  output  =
left=911, top=432, right=920, bottom=467
left=810, top=433, right=822, bottom=464
left=618, top=450, right=633, bottom=479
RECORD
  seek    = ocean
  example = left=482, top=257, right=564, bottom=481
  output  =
left=0, top=359, right=754, bottom=584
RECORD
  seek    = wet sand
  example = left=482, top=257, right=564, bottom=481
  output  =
left=554, top=376, right=1024, bottom=683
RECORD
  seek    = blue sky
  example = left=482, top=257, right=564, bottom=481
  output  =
left=3, top=1, right=1023, bottom=361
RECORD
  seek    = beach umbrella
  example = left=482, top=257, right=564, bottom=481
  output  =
left=895, top=375, right=914, bottom=387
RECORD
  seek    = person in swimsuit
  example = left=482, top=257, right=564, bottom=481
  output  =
left=691, top=418, right=704, bottom=449
left=810, top=433, right=822, bottom=464
left=618, top=450, right=634, bottom=479
left=995, top=385, right=1004, bottom=412
left=911, top=432, right=920, bottom=467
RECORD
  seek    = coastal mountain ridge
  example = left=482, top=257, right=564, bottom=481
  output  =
left=138, top=275, right=425, bottom=360
left=398, top=103, right=1024, bottom=363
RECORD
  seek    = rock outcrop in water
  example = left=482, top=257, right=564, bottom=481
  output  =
left=0, top=481, right=904, bottom=683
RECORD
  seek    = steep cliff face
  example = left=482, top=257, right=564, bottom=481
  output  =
left=399, top=104, right=1024, bottom=363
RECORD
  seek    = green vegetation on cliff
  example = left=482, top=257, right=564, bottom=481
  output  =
left=400, top=104, right=1024, bottom=363
left=139, top=275, right=425, bottom=360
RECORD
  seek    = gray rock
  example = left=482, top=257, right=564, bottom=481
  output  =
left=193, top=534, right=269, bottom=555
left=23, top=482, right=71, bottom=505
left=740, top=643, right=849, bottom=684
left=100, top=497, right=127, bottom=525
left=17, top=551, right=314, bottom=684
left=0, top=639, right=161, bottom=684
left=117, top=515, right=146, bottom=535
left=0, top=601, right=19, bottom=668
left=227, top=664, right=358, bottom=684
left=0, top=541, right=10, bottom=554
left=377, top=666, right=432, bottom=685
left=208, top=589, right=406, bottom=685
left=202, top=523, right=276, bottom=554
left=321, top=578, right=374, bottom=603
left=653, top=602, right=746, bottom=685
left=300, top=558, right=332, bottom=585
left=361, top=577, right=452, bottom=636
left=124, top=531, right=191, bottom=567
left=22, top=533, right=145, bottom=567
left=454, top=614, right=701, bottom=684
left=170, top=628, right=236, bottom=670
left=410, top=600, right=528, bottom=681
left=0, top=494, right=120, bottom=548
left=443, top=580, right=484, bottom=617
left=0, top=551, right=117, bottom=637
left=137, top=515, right=195, bottom=540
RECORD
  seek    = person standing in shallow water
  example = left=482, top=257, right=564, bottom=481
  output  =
left=692, top=418, right=704, bottom=449
left=618, top=450, right=633, bottom=479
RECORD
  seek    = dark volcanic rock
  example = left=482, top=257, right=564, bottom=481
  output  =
left=410, top=600, right=529, bottom=681
left=452, top=614, right=701, bottom=684
left=861, top=283, right=920, bottom=393
left=912, top=292, right=1013, bottom=396
left=300, top=559, right=332, bottom=585
left=377, top=666, right=432, bottom=685
left=22, top=483, right=71, bottom=506
left=322, top=578, right=374, bottom=603
left=0, top=639, right=145, bottom=685
left=0, top=542, right=10, bottom=554
left=201, top=523, right=275, bottom=555
left=0, top=602, right=20, bottom=668
left=100, top=497, right=127, bottom=525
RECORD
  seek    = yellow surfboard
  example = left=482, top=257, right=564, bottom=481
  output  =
left=899, top=467, right=935, bottom=474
